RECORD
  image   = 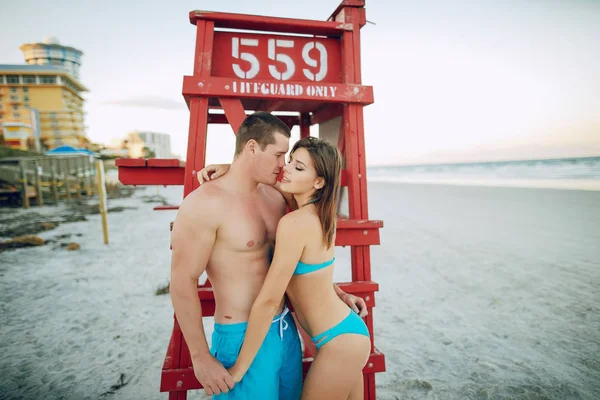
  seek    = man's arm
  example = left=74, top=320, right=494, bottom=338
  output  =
left=333, top=284, right=368, bottom=317
left=170, top=192, right=234, bottom=396
left=228, top=213, right=304, bottom=381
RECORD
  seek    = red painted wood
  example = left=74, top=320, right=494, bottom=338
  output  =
left=194, top=21, right=214, bottom=75
left=207, top=112, right=299, bottom=127
left=341, top=62, right=366, bottom=283
left=339, top=7, right=380, bottom=398
left=182, top=76, right=374, bottom=105
left=346, top=9, right=369, bottom=218
left=182, top=100, right=204, bottom=197
left=336, top=227, right=380, bottom=247
left=168, top=392, right=186, bottom=400
left=154, top=205, right=181, bottom=211
left=183, top=20, right=214, bottom=199
left=117, top=165, right=350, bottom=188
left=189, top=11, right=353, bottom=37
left=115, top=158, right=146, bottom=167
left=300, top=112, right=311, bottom=139
left=337, top=117, right=346, bottom=155
left=311, top=103, right=343, bottom=125
left=355, top=107, right=369, bottom=213
left=340, top=167, right=348, bottom=187
left=336, top=218, right=383, bottom=229
left=178, top=336, right=192, bottom=378
left=164, top=319, right=184, bottom=385
left=211, top=32, right=342, bottom=84
left=263, top=100, right=286, bottom=113
left=346, top=8, right=363, bottom=83
left=328, top=0, right=366, bottom=23
left=361, top=245, right=373, bottom=282
left=118, top=166, right=184, bottom=186
left=147, top=158, right=182, bottom=167
left=334, top=280, right=378, bottom=294
left=162, top=326, right=178, bottom=371
left=218, top=98, right=247, bottom=133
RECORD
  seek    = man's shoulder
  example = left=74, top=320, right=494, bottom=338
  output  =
left=186, top=181, right=226, bottom=201
left=178, top=183, right=227, bottom=219
left=257, top=183, right=285, bottom=204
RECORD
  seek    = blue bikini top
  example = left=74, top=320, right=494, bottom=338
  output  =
left=294, top=257, right=335, bottom=275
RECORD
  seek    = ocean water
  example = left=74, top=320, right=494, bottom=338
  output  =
left=367, top=157, right=600, bottom=190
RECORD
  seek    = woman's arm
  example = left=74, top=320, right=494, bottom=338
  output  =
left=197, top=164, right=229, bottom=185
left=228, top=213, right=305, bottom=381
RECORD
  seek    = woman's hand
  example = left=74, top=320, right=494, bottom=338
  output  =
left=197, top=164, right=230, bottom=185
left=227, top=364, right=244, bottom=383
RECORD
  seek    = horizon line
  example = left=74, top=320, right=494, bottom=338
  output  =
left=367, top=155, right=600, bottom=168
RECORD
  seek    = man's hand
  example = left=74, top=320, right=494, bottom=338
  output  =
left=197, top=164, right=230, bottom=185
left=191, top=354, right=235, bottom=396
left=341, top=293, right=369, bottom=317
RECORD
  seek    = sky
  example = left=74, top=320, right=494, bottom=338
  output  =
left=1, top=0, right=599, bottom=165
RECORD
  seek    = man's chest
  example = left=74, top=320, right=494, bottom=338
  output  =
left=218, top=196, right=285, bottom=251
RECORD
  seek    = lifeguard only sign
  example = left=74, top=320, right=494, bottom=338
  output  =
left=217, top=32, right=342, bottom=98
left=182, top=16, right=374, bottom=106
left=183, top=76, right=372, bottom=103
left=231, top=81, right=339, bottom=98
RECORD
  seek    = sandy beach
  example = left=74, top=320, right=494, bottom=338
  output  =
left=1, top=182, right=599, bottom=400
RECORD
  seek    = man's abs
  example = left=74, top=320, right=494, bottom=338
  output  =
left=206, top=248, right=283, bottom=324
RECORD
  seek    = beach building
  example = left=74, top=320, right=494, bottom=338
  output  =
left=136, top=131, right=173, bottom=159
left=0, top=37, right=88, bottom=151
left=106, top=131, right=173, bottom=159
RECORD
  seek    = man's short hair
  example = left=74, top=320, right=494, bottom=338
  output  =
left=234, top=112, right=291, bottom=156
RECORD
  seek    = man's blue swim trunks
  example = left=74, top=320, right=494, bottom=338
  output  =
left=210, top=306, right=302, bottom=400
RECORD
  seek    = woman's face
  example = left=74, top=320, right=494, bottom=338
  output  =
left=280, top=147, right=323, bottom=195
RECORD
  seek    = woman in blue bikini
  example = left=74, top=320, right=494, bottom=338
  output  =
left=199, top=136, right=371, bottom=399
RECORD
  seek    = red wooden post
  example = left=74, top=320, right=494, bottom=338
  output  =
left=116, top=2, right=385, bottom=398
left=300, top=113, right=311, bottom=139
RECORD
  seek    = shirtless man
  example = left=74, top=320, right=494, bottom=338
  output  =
left=170, top=112, right=366, bottom=399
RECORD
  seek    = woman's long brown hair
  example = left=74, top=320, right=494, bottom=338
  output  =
left=290, top=137, right=342, bottom=248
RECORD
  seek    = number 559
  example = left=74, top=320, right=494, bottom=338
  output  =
left=231, top=37, right=328, bottom=82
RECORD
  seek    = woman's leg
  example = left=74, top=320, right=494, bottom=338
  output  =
left=301, top=334, right=370, bottom=400
left=346, top=371, right=364, bottom=400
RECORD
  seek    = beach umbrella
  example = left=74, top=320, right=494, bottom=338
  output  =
left=46, top=146, right=97, bottom=157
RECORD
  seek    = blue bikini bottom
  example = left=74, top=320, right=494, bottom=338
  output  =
left=310, top=308, right=370, bottom=350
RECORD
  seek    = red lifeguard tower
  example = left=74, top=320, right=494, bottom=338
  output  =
left=117, top=1, right=385, bottom=398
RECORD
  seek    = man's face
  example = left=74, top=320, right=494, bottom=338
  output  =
left=253, top=132, right=290, bottom=185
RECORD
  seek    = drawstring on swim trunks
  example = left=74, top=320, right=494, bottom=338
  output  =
left=271, top=306, right=289, bottom=341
